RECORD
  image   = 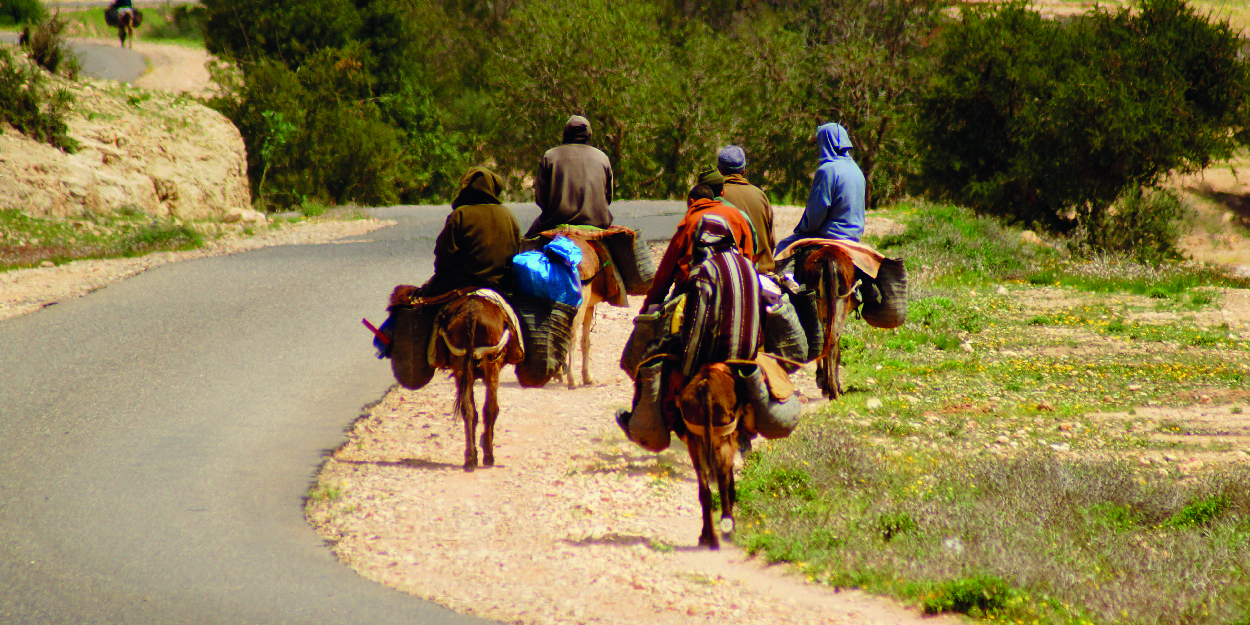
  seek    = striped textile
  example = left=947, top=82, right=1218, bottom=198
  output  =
left=680, top=220, right=764, bottom=377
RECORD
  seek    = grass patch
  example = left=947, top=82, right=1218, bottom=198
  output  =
left=738, top=435, right=1250, bottom=624
left=0, top=209, right=203, bottom=271
left=739, top=200, right=1250, bottom=622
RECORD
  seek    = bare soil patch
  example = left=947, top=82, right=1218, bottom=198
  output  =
left=307, top=214, right=960, bottom=624
left=309, top=294, right=958, bottom=625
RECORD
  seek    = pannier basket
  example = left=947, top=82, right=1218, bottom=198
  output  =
left=789, top=289, right=824, bottom=363
left=733, top=359, right=802, bottom=440
left=605, top=230, right=656, bottom=296
left=763, top=292, right=807, bottom=372
left=389, top=305, right=438, bottom=390
left=620, top=293, right=684, bottom=380
left=860, top=257, right=908, bottom=329
left=512, top=295, right=577, bottom=388
left=105, top=7, right=119, bottom=26
left=622, top=357, right=671, bottom=452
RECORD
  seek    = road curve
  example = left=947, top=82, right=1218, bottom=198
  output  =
left=0, top=32, right=147, bottom=84
left=0, top=201, right=683, bottom=624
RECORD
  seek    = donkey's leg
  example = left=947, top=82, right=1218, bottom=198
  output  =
left=580, top=302, right=595, bottom=386
left=566, top=299, right=587, bottom=389
left=480, top=357, right=501, bottom=467
left=455, top=359, right=479, bottom=471
left=685, top=435, right=718, bottom=549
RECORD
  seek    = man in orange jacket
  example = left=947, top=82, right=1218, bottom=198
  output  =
left=641, top=170, right=755, bottom=312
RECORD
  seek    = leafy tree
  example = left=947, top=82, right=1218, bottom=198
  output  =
left=0, top=0, right=45, bottom=26
left=911, top=0, right=1250, bottom=251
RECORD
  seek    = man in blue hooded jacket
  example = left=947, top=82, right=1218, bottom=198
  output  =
left=777, top=123, right=866, bottom=252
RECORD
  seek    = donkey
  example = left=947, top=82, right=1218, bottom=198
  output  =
left=678, top=363, right=744, bottom=549
left=559, top=235, right=616, bottom=389
left=431, top=294, right=518, bottom=471
left=117, top=10, right=141, bottom=48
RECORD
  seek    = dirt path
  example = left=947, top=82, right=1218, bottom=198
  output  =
left=309, top=296, right=957, bottom=625
left=307, top=213, right=961, bottom=624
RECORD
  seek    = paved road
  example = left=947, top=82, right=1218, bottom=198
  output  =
left=0, top=201, right=683, bottom=624
left=0, top=31, right=146, bottom=84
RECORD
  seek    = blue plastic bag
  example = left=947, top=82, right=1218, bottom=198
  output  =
left=513, top=236, right=583, bottom=306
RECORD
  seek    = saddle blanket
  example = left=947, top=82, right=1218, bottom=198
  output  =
left=775, top=238, right=886, bottom=279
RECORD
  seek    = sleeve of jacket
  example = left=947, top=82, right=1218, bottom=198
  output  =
left=796, top=169, right=833, bottom=235
left=432, top=210, right=462, bottom=277
left=535, top=154, right=553, bottom=210
left=604, top=156, right=614, bottom=205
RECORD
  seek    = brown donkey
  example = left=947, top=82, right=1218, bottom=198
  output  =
left=431, top=294, right=520, bottom=471
left=560, top=236, right=617, bottom=389
left=678, top=363, right=744, bottom=549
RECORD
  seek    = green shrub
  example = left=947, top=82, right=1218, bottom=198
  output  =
left=23, top=12, right=80, bottom=78
left=1077, top=186, right=1191, bottom=263
left=1165, top=495, right=1230, bottom=529
left=912, top=0, right=1250, bottom=251
left=921, top=574, right=1014, bottom=616
left=0, top=47, right=77, bottom=152
left=0, top=0, right=45, bottom=25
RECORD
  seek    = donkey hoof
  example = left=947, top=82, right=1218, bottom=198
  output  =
left=463, top=460, right=477, bottom=472
left=720, top=517, right=736, bottom=535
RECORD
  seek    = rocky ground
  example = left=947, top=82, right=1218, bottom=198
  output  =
left=0, top=39, right=247, bottom=220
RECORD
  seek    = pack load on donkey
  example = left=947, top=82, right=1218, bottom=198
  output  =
left=773, top=237, right=908, bottom=398
left=514, top=224, right=654, bottom=388
left=617, top=215, right=804, bottom=455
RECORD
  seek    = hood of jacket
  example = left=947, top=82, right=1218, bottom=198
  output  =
left=817, top=123, right=853, bottom=163
left=451, top=166, right=505, bottom=208
left=562, top=115, right=592, bottom=145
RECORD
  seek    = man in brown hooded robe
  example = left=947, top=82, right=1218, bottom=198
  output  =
left=421, top=167, right=522, bottom=297
left=525, top=115, right=614, bottom=237
left=717, top=145, right=775, bottom=273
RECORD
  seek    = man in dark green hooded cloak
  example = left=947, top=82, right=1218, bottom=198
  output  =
left=421, top=167, right=522, bottom=297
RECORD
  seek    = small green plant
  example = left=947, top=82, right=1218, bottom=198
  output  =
left=0, top=48, right=78, bottom=152
left=24, top=11, right=81, bottom=78
left=307, top=483, right=342, bottom=502
left=921, top=575, right=1014, bottom=616
left=876, top=511, right=917, bottom=541
left=1165, top=495, right=1230, bottom=529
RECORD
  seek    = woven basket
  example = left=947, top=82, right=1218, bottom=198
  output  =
left=861, top=258, right=908, bottom=329
left=512, top=295, right=577, bottom=388
left=389, top=305, right=438, bottom=390
left=605, top=230, right=656, bottom=295
left=789, top=289, right=825, bottom=363
left=763, top=293, right=808, bottom=372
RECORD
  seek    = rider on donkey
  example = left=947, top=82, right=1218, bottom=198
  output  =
left=617, top=214, right=763, bottom=444
left=776, top=122, right=866, bottom=251
left=416, top=167, right=522, bottom=299
left=640, top=171, right=755, bottom=313
left=525, top=115, right=614, bottom=238
left=717, top=145, right=776, bottom=273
